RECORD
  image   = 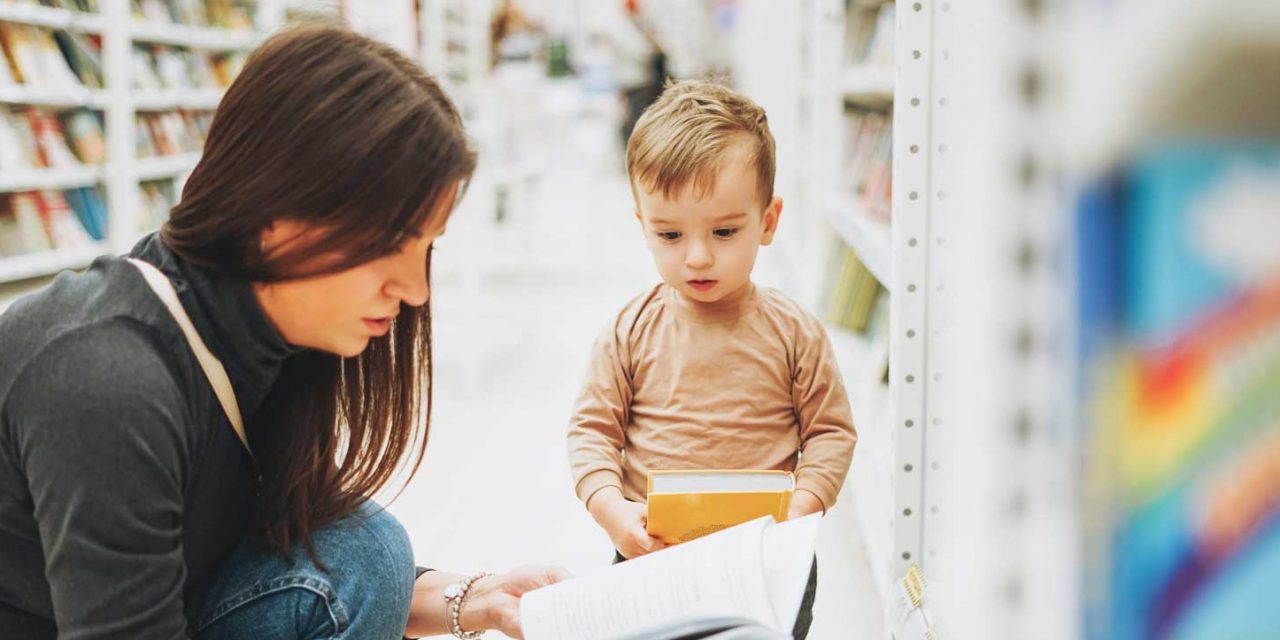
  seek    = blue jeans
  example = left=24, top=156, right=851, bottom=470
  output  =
left=190, top=502, right=417, bottom=640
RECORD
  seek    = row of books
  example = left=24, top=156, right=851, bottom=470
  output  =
left=133, top=0, right=255, bottom=30
left=1077, top=144, right=1280, bottom=639
left=136, top=109, right=210, bottom=157
left=845, top=2, right=894, bottom=67
left=843, top=108, right=892, bottom=223
left=138, top=178, right=175, bottom=232
left=0, top=106, right=105, bottom=170
left=0, top=24, right=102, bottom=90
left=5, top=0, right=100, bottom=13
left=133, top=44, right=244, bottom=90
left=0, top=187, right=104, bottom=257
left=824, top=239, right=889, bottom=334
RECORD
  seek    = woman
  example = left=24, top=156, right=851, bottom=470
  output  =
left=0, top=26, right=564, bottom=639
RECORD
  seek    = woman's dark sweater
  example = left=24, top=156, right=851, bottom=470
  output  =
left=0, top=235, right=294, bottom=638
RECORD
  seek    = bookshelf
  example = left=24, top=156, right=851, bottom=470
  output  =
left=841, top=64, right=893, bottom=102
left=0, top=2, right=104, bottom=32
left=130, top=21, right=254, bottom=49
left=827, top=197, right=891, bottom=288
left=765, top=0, right=957, bottom=633
left=135, top=151, right=199, bottom=180
left=0, top=0, right=279, bottom=285
left=0, top=165, right=105, bottom=191
left=0, top=84, right=108, bottom=108
left=0, top=243, right=103, bottom=281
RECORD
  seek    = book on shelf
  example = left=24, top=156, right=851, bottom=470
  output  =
left=206, top=0, right=255, bottom=30
left=0, top=193, right=51, bottom=255
left=645, top=470, right=793, bottom=545
left=0, top=35, right=13, bottom=86
left=132, top=45, right=246, bottom=91
left=843, top=109, right=893, bottom=223
left=34, top=189, right=93, bottom=250
left=1, top=105, right=93, bottom=170
left=138, top=179, right=175, bottom=231
left=0, top=24, right=84, bottom=91
left=63, top=185, right=106, bottom=240
left=824, top=240, right=886, bottom=333
left=27, top=108, right=80, bottom=168
left=209, top=51, right=244, bottom=87
left=34, top=0, right=102, bottom=12
left=520, top=514, right=821, bottom=640
left=845, top=3, right=895, bottom=67
left=133, top=0, right=256, bottom=29
left=136, top=109, right=209, bottom=157
left=62, top=108, right=106, bottom=164
left=0, top=108, right=37, bottom=170
left=153, top=45, right=194, bottom=89
left=52, top=31, right=104, bottom=89
left=0, top=189, right=99, bottom=257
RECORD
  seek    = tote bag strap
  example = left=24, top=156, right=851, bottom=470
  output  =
left=127, top=258, right=252, bottom=456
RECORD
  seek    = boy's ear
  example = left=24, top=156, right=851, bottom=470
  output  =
left=760, top=196, right=783, bottom=246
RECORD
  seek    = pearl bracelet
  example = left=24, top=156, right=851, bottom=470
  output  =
left=443, top=571, right=492, bottom=639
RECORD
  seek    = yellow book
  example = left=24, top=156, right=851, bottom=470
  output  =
left=645, top=470, right=793, bottom=544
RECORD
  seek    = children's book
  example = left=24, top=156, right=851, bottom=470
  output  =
left=646, top=470, right=793, bottom=544
left=521, top=514, right=820, bottom=640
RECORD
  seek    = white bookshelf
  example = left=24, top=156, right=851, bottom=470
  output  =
left=0, top=244, right=104, bottom=282
left=0, top=85, right=109, bottom=109
left=0, top=0, right=281, bottom=284
left=134, top=88, right=225, bottom=111
left=130, top=22, right=255, bottom=50
left=0, top=3, right=104, bottom=32
left=842, top=64, right=894, bottom=101
left=136, top=152, right=201, bottom=181
left=0, top=165, right=106, bottom=191
left=827, top=197, right=892, bottom=288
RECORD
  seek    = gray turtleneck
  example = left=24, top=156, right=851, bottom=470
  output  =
left=0, top=235, right=295, bottom=638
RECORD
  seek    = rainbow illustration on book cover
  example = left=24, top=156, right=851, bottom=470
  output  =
left=1078, top=143, right=1280, bottom=639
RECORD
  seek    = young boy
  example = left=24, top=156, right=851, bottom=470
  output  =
left=567, top=80, right=858, bottom=639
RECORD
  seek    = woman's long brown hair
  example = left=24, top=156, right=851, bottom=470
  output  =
left=161, top=25, right=476, bottom=556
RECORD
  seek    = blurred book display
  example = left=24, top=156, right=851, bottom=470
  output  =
left=133, top=0, right=255, bottom=29
left=1078, top=142, right=1280, bottom=639
left=645, top=470, right=793, bottom=545
left=520, top=515, right=821, bottom=640
left=1, top=0, right=258, bottom=282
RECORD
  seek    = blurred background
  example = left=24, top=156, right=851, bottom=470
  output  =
left=0, top=0, right=1276, bottom=638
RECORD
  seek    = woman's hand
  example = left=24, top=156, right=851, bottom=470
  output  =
left=787, top=488, right=825, bottom=520
left=460, top=566, right=570, bottom=639
left=587, top=486, right=667, bottom=559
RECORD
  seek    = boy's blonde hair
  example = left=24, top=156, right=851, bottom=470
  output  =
left=626, top=79, right=776, bottom=207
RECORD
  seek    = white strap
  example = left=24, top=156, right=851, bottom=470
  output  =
left=128, top=258, right=252, bottom=456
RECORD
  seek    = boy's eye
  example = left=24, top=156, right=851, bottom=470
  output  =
left=657, top=231, right=682, bottom=241
left=713, top=228, right=739, bottom=238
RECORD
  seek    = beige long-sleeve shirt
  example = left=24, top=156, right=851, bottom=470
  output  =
left=568, top=283, right=857, bottom=510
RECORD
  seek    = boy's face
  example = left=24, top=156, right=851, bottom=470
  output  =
left=634, top=153, right=782, bottom=305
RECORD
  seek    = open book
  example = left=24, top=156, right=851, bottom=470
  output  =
left=520, top=514, right=821, bottom=640
left=646, top=470, right=794, bottom=544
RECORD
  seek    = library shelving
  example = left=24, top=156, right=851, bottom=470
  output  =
left=0, top=0, right=276, bottom=286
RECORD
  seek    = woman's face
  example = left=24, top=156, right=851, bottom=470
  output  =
left=253, top=194, right=453, bottom=357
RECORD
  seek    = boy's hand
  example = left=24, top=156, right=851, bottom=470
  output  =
left=587, top=486, right=668, bottom=559
left=787, top=488, right=825, bottom=520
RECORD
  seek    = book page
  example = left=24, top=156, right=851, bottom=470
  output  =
left=520, top=517, right=777, bottom=640
left=760, top=513, right=823, bottom=631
